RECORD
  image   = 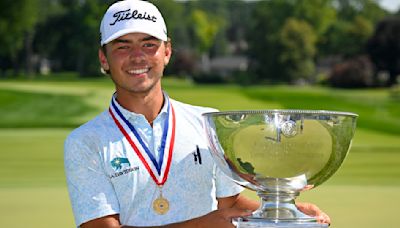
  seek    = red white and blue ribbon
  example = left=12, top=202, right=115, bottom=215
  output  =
left=109, top=95, right=175, bottom=186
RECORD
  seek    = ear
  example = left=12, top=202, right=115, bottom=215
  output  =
left=98, top=48, right=110, bottom=71
left=163, top=42, right=172, bottom=66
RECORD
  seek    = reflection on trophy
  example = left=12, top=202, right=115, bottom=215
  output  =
left=203, top=110, right=358, bottom=227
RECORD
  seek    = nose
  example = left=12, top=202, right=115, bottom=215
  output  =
left=129, top=46, right=145, bottom=62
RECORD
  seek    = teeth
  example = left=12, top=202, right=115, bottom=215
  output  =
left=128, top=68, right=148, bottom=74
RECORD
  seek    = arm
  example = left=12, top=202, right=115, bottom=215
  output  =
left=64, top=135, right=120, bottom=228
left=80, top=215, right=120, bottom=228
left=81, top=209, right=251, bottom=228
left=80, top=195, right=254, bottom=228
left=80, top=195, right=329, bottom=227
left=217, top=193, right=259, bottom=211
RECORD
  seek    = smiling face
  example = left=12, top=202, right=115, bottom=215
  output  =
left=99, top=32, right=172, bottom=96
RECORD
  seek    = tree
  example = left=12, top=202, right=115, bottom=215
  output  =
left=74, top=0, right=110, bottom=76
left=193, top=0, right=229, bottom=57
left=367, top=17, right=400, bottom=86
left=226, top=1, right=254, bottom=55
left=334, top=0, right=388, bottom=23
left=293, top=0, right=337, bottom=36
left=34, top=0, right=110, bottom=76
left=279, top=18, right=317, bottom=82
left=321, top=15, right=373, bottom=57
left=247, top=0, right=294, bottom=83
left=187, top=8, right=225, bottom=75
left=190, top=9, right=220, bottom=55
left=247, top=0, right=326, bottom=83
left=0, top=0, right=38, bottom=76
left=318, top=0, right=387, bottom=58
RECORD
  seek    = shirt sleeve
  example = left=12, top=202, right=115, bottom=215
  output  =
left=64, top=133, right=120, bottom=227
left=214, top=165, right=244, bottom=198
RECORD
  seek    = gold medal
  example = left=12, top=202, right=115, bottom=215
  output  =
left=153, top=193, right=169, bottom=215
left=153, top=186, right=169, bottom=214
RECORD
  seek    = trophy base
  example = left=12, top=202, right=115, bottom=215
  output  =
left=233, top=218, right=328, bottom=228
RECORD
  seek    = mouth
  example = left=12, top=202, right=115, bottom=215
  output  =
left=127, top=67, right=150, bottom=76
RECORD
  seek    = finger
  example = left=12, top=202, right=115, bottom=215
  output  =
left=221, top=207, right=253, bottom=220
left=296, top=202, right=331, bottom=225
left=316, top=212, right=331, bottom=225
left=296, top=202, right=320, bottom=217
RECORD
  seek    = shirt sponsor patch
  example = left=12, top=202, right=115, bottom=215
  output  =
left=110, top=157, right=139, bottom=179
left=111, top=157, right=131, bottom=171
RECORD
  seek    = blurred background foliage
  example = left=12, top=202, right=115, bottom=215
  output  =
left=0, top=0, right=399, bottom=88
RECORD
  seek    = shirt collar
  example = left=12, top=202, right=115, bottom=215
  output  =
left=111, top=92, right=169, bottom=123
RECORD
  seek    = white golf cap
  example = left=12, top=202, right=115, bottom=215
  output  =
left=100, top=0, right=167, bottom=46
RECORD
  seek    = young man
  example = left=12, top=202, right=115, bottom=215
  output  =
left=64, top=0, right=330, bottom=227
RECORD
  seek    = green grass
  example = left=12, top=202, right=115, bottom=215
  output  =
left=327, top=129, right=400, bottom=186
left=0, top=78, right=399, bottom=228
left=0, top=89, right=96, bottom=128
left=243, top=86, right=400, bottom=135
left=2, top=79, right=399, bottom=134
left=0, top=129, right=69, bottom=188
left=0, top=187, right=75, bottom=228
left=299, top=185, right=399, bottom=228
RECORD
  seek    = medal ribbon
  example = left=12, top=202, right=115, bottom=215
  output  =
left=108, top=95, right=175, bottom=186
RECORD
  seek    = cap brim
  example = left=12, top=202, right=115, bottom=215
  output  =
left=101, top=28, right=167, bottom=46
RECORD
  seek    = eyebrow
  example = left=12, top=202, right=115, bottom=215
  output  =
left=113, top=36, right=159, bottom=44
left=141, top=36, right=159, bottom=42
left=113, top=38, right=130, bottom=43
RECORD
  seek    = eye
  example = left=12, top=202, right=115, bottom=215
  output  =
left=143, top=43, right=157, bottom=48
left=117, top=45, right=129, bottom=50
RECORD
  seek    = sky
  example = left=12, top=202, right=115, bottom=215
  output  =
left=379, top=0, right=400, bottom=12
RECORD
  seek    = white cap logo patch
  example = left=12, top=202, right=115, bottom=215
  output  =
left=100, top=0, right=168, bottom=46
left=110, top=9, right=157, bottom=26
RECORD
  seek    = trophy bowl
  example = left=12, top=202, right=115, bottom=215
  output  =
left=203, top=110, right=358, bottom=227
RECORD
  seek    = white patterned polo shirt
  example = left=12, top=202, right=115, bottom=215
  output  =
left=64, top=94, right=243, bottom=227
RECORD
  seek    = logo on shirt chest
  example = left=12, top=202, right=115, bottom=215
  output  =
left=111, top=157, right=131, bottom=170
left=193, top=145, right=202, bottom=165
left=110, top=157, right=139, bottom=179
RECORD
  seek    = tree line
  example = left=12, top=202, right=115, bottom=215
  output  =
left=0, top=0, right=399, bottom=87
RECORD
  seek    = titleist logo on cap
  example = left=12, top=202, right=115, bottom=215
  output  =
left=110, top=9, right=157, bottom=26
left=100, top=0, right=168, bottom=45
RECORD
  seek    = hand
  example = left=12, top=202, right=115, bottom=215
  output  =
left=296, top=202, right=331, bottom=225
left=195, top=207, right=252, bottom=228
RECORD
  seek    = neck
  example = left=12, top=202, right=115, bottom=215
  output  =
left=115, top=89, right=164, bottom=125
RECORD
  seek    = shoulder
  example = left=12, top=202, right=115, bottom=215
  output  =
left=170, top=99, right=218, bottom=118
left=64, top=110, right=111, bottom=152
left=170, top=99, right=218, bottom=127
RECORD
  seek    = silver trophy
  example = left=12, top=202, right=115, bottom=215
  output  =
left=203, top=110, right=357, bottom=228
